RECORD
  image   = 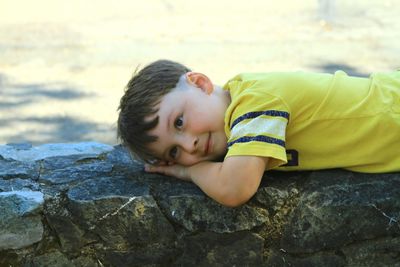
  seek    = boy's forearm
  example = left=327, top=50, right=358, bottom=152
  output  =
left=187, top=157, right=266, bottom=207
left=187, top=161, right=231, bottom=204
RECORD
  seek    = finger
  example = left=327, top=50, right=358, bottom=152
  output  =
left=156, top=160, right=168, bottom=166
left=144, top=164, right=150, bottom=171
left=145, top=164, right=155, bottom=172
left=144, top=164, right=158, bottom=172
left=145, top=164, right=167, bottom=174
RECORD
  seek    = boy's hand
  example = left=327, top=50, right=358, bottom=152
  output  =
left=144, top=163, right=191, bottom=181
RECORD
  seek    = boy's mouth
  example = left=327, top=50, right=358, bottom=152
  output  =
left=204, top=132, right=211, bottom=156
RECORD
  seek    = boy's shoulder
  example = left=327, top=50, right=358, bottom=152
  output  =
left=224, top=71, right=337, bottom=97
left=226, top=71, right=333, bottom=83
left=223, top=72, right=299, bottom=97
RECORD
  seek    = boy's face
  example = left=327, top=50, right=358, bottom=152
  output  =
left=146, top=72, right=230, bottom=166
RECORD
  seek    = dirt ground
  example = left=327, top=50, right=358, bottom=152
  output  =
left=0, top=0, right=399, bottom=145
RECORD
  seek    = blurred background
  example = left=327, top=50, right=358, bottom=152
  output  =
left=0, top=0, right=399, bottom=145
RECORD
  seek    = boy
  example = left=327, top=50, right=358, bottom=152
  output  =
left=117, top=60, right=400, bottom=207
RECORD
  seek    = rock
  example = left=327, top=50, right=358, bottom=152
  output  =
left=0, top=142, right=113, bottom=161
left=44, top=193, right=87, bottom=254
left=29, top=250, right=74, bottom=267
left=0, top=143, right=399, bottom=266
left=266, top=249, right=347, bottom=267
left=151, top=174, right=270, bottom=233
left=255, top=186, right=289, bottom=213
left=0, top=190, right=44, bottom=250
left=343, top=236, right=400, bottom=266
left=0, top=177, right=40, bottom=191
left=67, top=176, right=176, bottom=248
left=176, top=232, right=264, bottom=266
left=105, top=144, right=143, bottom=175
left=281, top=170, right=400, bottom=254
left=160, top=194, right=269, bottom=233
left=0, top=159, right=40, bottom=180
left=40, top=158, right=113, bottom=184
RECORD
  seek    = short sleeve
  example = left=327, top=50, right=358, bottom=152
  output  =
left=224, top=79, right=290, bottom=170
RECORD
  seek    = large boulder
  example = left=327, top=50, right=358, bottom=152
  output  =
left=0, top=142, right=399, bottom=266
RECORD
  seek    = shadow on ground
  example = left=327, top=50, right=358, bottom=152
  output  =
left=0, top=115, right=115, bottom=144
left=0, top=73, right=91, bottom=109
left=0, top=73, right=116, bottom=145
left=314, top=63, right=370, bottom=77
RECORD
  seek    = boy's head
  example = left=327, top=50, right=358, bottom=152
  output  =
left=118, top=60, right=229, bottom=166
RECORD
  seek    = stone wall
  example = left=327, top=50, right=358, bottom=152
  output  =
left=0, top=142, right=399, bottom=267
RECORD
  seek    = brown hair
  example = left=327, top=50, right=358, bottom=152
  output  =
left=117, top=59, right=191, bottom=162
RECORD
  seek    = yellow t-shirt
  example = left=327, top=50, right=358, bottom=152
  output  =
left=223, top=71, right=400, bottom=173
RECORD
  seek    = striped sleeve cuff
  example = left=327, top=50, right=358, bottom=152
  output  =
left=228, top=110, right=289, bottom=149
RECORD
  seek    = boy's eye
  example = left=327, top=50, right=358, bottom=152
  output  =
left=169, top=146, right=178, bottom=159
left=174, top=115, right=183, bottom=129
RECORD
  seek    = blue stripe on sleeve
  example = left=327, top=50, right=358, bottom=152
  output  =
left=227, top=135, right=286, bottom=148
left=230, top=110, right=289, bottom=129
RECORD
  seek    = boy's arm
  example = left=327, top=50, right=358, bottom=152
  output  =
left=145, top=156, right=268, bottom=207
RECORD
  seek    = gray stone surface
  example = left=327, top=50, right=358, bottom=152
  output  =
left=0, top=190, right=44, bottom=250
left=0, top=159, right=40, bottom=180
left=29, top=250, right=75, bottom=267
left=281, top=170, right=400, bottom=253
left=176, top=232, right=264, bottom=266
left=0, top=142, right=113, bottom=161
left=159, top=194, right=269, bottom=233
left=0, top=142, right=399, bottom=266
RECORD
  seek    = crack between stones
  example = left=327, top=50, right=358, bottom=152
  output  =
left=91, top=196, right=138, bottom=230
left=147, top=184, right=188, bottom=265
left=148, top=184, right=183, bottom=230
left=370, top=203, right=400, bottom=230
left=37, top=160, right=44, bottom=182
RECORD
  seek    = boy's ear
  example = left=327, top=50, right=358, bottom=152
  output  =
left=186, top=72, right=214, bottom=95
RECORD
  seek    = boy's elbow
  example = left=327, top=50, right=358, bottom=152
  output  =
left=219, top=197, right=247, bottom=208
left=218, top=188, right=256, bottom=208
left=215, top=162, right=264, bottom=207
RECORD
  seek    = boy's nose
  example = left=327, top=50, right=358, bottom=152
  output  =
left=180, top=134, right=199, bottom=154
